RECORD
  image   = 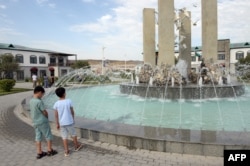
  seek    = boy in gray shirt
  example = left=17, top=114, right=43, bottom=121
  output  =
left=30, top=86, right=57, bottom=159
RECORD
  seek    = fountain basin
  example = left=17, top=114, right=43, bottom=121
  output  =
left=20, top=97, right=250, bottom=157
left=120, top=83, right=245, bottom=99
left=19, top=84, right=250, bottom=156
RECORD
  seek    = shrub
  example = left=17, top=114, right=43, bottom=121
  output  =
left=0, top=79, right=16, bottom=92
left=25, top=77, right=30, bottom=82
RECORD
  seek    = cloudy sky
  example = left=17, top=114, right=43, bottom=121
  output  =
left=0, top=0, right=250, bottom=60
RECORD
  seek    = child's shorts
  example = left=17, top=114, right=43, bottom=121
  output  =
left=60, top=124, right=76, bottom=139
left=34, top=122, right=53, bottom=141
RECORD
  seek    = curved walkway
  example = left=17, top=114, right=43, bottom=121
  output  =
left=0, top=83, right=223, bottom=166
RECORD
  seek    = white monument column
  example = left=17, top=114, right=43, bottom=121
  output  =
left=143, top=8, right=156, bottom=67
left=158, top=0, right=175, bottom=66
left=179, top=11, right=192, bottom=71
left=202, top=0, right=218, bottom=64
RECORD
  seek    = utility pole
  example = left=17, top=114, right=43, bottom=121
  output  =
left=102, top=46, right=106, bottom=75
left=124, top=54, right=127, bottom=72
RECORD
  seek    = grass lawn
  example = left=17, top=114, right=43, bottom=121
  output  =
left=0, top=88, right=32, bottom=96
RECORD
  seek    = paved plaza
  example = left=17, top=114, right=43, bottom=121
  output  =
left=0, top=83, right=223, bottom=166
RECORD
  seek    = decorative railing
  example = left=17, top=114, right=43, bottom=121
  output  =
left=48, top=63, right=72, bottom=67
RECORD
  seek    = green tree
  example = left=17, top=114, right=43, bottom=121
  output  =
left=71, top=60, right=90, bottom=69
left=244, top=54, right=250, bottom=64
left=238, top=57, right=245, bottom=64
left=238, top=54, right=250, bottom=64
left=0, top=53, right=19, bottom=79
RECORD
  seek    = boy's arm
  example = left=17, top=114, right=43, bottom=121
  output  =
left=39, top=101, right=48, bottom=118
left=42, top=110, right=48, bottom=118
left=70, top=107, right=75, bottom=121
left=55, top=110, right=60, bottom=129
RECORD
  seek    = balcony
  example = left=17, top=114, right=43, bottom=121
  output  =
left=48, top=63, right=72, bottom=67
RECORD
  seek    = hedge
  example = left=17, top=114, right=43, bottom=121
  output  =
left=0, top=79, right=16, bottom=92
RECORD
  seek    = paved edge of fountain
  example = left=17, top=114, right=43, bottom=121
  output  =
left=18, top=97, right=250, bottom=157
left=120, top=83, right=245, bottom=99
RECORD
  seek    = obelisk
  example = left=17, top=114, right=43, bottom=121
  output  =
left=158, top=0, right=175, bottom=66
left=143, top=8, right=156, bottom=67
left=179, top=11, right=191, bottom=71
left=202, top=0, right=218, bottom=64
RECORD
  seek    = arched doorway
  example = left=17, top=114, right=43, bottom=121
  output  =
left=30, top=67, right=38, bottom=77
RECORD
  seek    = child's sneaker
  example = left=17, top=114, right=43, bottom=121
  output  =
left=64, top=150, right=70, bottom=157
left=74, top=144, right=83, bottom=151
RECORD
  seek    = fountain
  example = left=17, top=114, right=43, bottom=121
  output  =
left=26, top=65, right=249, bottom=157
left=120, top=62, right=245, bottom=99
left=20, top=0, right=250, bottom=157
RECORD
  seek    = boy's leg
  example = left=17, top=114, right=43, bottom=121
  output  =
left=60, top=126, right=70, bottom=154
left=47, top=140, right=52, bottom=152
left=36, top=141, right=42, bottom=154
left=68, top=125, right=83, bottom=151
left=35, top=126, right=43, bottom=154
left=43, top=123, right=53, bottom=151
left=63, top=139, right=69, bottom=153
left=35, top=126, right=48, bottom=159
left=72, top=136, right=79, bottom=148
left=40, top=123, right=57, bottom=156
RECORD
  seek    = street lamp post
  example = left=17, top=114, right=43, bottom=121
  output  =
left=102, top=46, right=106, bottom=75
left=124, top=54, right=127, bottom=73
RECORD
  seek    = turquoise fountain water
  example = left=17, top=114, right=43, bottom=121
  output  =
left=43, top=82, right=250, bottom=132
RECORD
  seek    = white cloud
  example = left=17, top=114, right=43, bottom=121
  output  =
left=48, top=3, right=56, bottom=8
left=70, top=14, right=113, bottom=33
left=0, top=13, right=6, bottom=18
left=0, top=5, right=6, bottom=9
left=70, top=0, right=250, bottom=60
left=82, top=0, right=95, bottom=3
left=0, top=28, right=24, bottom=42
left=0, top=14, right=14, bottom=25
left=36, top=0, right=57, bottom=10
left=217, top=0, right=250, bottom=43
left=36, top=0, right=49, bottom=5
left=28, top=40, right=76, bottom=53
left=70, top=0, right=158, bottom=60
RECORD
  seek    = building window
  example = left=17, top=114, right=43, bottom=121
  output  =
left=16, top=54, right=24, bottom=63
left=218, top=54, right=225, bottom=60
left=198, top=56, right=202, bottom=61
left=30, top=55, right=37, bottom=64
left=16, top=70, right=24, bottom=80
left=50, top=56, right=56, bottom=64
left=191, top=56, right=196, bottom=62
left=61, top=69, right=67, bottom=76
left=39, top=70, right=46, bottom=78
left=247, top=50, right=250, bottom=56
left=58, top=57, right=64, bottom=66
left=236, top=51, right=244, bottom=60
left=39, top=56, right=46, bottom=64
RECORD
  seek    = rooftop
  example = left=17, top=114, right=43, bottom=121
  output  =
left=0, top=43, right=76, bottom=56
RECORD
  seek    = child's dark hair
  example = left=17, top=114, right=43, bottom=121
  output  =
left=34, top=86, right=45, bottom=94
left=55, top=87, right=65, bottom=98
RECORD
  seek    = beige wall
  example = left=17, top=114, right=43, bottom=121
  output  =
left=202, top=0, right=218, bottom=64
left=143, top=8, right=156, bottom=67
left=158, top=0, right=175, bottom=66
left=179, top=11, right=192, bottom=71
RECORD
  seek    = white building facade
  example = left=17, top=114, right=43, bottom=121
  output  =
left=0, top=43, right=77, bottom=81
left=174, top=41, right=250, bottom=74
